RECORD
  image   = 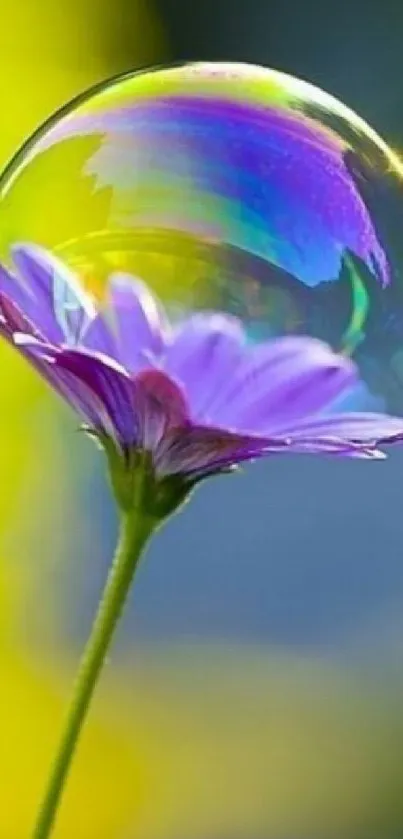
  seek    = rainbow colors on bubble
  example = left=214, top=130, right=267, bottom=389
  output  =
left=1, top=62, right=403, bottom=410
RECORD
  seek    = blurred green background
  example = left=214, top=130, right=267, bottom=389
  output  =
left=3, top=0, right=403, bottom=837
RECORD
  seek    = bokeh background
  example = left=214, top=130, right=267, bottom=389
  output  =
left=3, top=0, right=403, bottom=837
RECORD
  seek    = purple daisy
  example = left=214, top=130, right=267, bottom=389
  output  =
left=1, top=243, right=402, bottom=507
left=6, top=244, right=403, bottom=839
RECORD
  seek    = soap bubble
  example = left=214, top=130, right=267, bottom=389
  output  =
left=1, top=61, right=403, bottom=411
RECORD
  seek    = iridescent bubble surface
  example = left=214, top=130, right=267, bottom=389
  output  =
left=1, top=62, right=403, bottom=410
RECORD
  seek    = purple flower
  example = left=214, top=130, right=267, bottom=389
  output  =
left=1, top=244, right=402, bottom=504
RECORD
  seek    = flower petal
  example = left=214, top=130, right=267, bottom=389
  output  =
left=132, top=369, right=189, bottom=451
left=154, top=425, right=288, bottom=478
left=283, top=437, right=387, bottom=458
left=279, top=412, right=403, bottom=443
left=13, top=333, right=116, bottom=435
left=0, top=263, right=36, bottom=330
left=0, top=291, right=41, bottom=339
left=0, top=259, right=60, bottom=342
left=208, top=336, right=357, bottom=434
left=11, top=243, right=96, bottom=343
left=164, top=312, right=245, bottom=419
left=81, top=312, right=118, bottom=357
left=157, top=421, right=394, bottom=477
left=51, top=348, right=137, bottom=445
left=106, top=273, right=167, bottom=371
left=16, top=338, right=136, bottom=446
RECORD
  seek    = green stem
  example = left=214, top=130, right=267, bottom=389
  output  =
left=32, top=494, right=156, bottom=838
